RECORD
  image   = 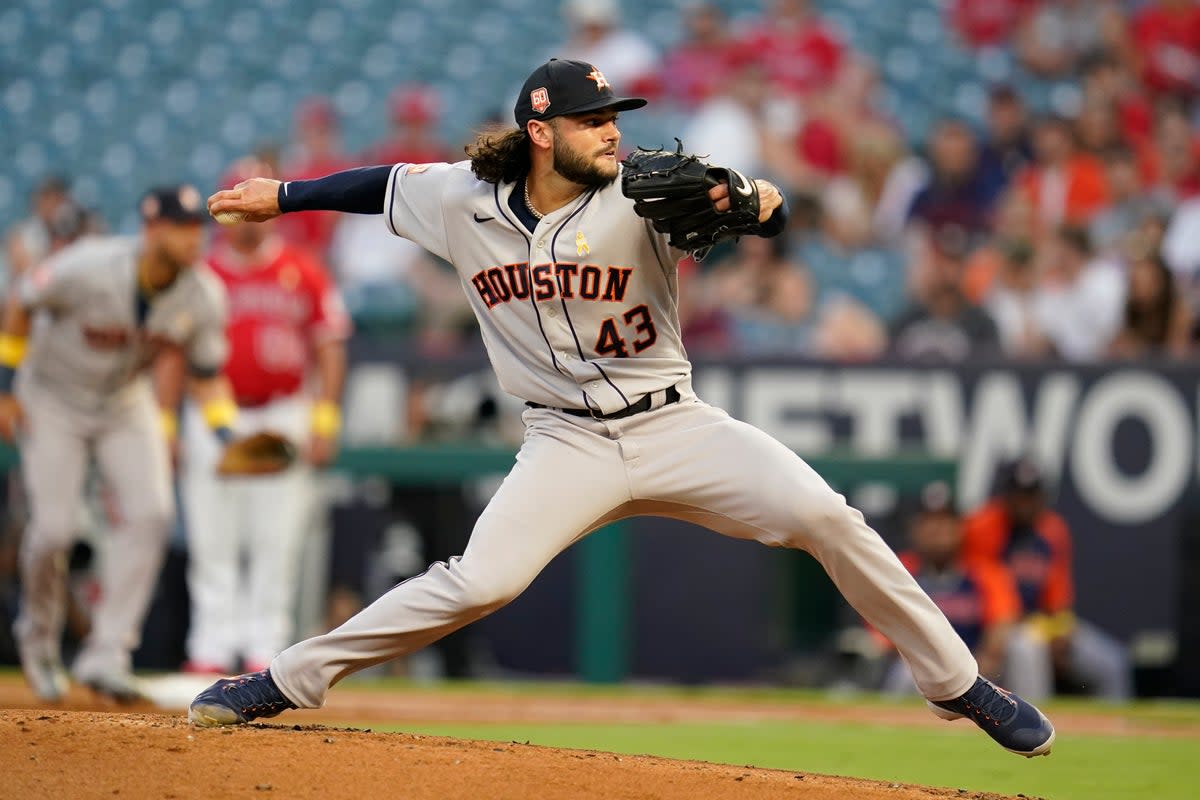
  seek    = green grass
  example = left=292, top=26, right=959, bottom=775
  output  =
left=342, top=675, right=1200, bottom=726
left=379, top=718, right=1194, bottom=800
left=337, top=677, right=1200, bottom=799
left=342, top=676, right=1200, bottom=723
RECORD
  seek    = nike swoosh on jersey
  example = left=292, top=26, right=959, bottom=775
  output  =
left=473, top=213, right=494, bottom=223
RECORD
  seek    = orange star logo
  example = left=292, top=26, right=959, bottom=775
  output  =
left=586, top=68, right=610, bottom=91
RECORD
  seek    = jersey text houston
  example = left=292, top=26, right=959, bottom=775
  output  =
left=470, top=263, right=633, bottom=308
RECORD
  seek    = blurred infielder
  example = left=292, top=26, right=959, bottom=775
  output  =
left=0, top=186, right=236, bottom=702
left=191, top=59, right=1055, bottom=757
left=182, top=158, right=350, bottom=675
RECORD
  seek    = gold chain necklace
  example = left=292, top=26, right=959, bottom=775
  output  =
left=523, top=180, right=543, bottom=220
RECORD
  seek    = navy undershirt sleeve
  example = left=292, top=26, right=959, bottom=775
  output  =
left=277, top=165, right=395, bottom=214
left=758, top=194, right=790, bottom=239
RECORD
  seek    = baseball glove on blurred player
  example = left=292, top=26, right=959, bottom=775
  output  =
left=621, top=139, right=762, bottom=252
left=216, top=431, right=298, bottom=477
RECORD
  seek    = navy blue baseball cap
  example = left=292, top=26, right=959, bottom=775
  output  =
left=1001, top=457, right=1045, bottom=493
left=917, top=481, right=957, bottom=517
left=514, top=58, right=646, bottom=129
left=140, top=184, right=206, bottom=224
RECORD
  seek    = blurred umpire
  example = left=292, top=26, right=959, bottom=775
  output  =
left=0, top=185, right=241, bottom=702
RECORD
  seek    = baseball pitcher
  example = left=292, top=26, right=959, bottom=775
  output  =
left=190, top=60, right=1054, bottom=758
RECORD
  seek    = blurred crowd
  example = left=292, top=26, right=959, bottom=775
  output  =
left=10, top=0, right=1200, bottom=364
left=660, top=0, right=1200, bottom=363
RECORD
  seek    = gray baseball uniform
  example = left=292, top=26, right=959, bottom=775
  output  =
left=270, top=162, right=977, bottom=707
left=13, top=233, right=227, bottom=681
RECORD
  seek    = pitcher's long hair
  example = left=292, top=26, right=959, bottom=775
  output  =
left=465, top=125, right=531, bottom=185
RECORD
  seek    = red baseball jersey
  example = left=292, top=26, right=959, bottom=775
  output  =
left=736, top=19, right=844, bottom=95
left=206, top=238, right=350, bottom=406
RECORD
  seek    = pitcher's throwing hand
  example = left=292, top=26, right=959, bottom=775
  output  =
left=207, top=178, right=283, bottom=224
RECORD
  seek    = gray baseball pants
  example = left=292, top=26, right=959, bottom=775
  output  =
left=272, top=399, right=977, bottom=706
left=13, top=378, right=172, bottom=678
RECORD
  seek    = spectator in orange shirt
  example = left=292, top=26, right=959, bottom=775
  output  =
left=963, top=458, right=1131, bottom=700
left=1018, top=116, right=1110, bottom=230
left=877, top=482, right=1021, bottom=694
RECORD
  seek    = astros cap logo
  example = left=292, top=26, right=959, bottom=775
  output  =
left=586, top=68, right=610, bottom=91
left=530, top=87, right=550, bottom=114
left=178, top=185, right=202, bottom=211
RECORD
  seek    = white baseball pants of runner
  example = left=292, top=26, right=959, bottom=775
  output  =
left=1004, top=619, right=1132, bottom=701
left=272, top=394, right=977, bottom=707
left=182, top=394, right=313, bottom=671
left=14, top=378, right=172, bottom=678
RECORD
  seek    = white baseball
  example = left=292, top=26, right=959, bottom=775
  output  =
left=212, top=210, right=247, bottom=226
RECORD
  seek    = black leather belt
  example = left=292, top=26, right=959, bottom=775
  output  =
left=527, top=385, right=681, bottom=420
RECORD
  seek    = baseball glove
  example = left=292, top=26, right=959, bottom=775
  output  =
left=215, top=431, right=298, bottom=477
left=621, top=139, right=761, bottom=252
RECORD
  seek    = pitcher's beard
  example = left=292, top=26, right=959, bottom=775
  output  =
left=553, top=139, right=617, bottom=188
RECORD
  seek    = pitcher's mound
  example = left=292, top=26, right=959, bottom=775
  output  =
left=0, top=710, right=1022, bottom=800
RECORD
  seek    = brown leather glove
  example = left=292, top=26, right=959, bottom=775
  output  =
left=215, top=431, right=298, bottom=477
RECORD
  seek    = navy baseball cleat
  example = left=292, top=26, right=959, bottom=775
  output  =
left=188, top=669, right=297, bottom=727
left=929, top=677, right=1056, bottom=757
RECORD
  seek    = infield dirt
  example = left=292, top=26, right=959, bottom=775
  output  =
left=1, top=709, right=1028, bottom=800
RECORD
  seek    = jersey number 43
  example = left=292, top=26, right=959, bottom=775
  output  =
left=595, top=304, right=657, bottom=358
